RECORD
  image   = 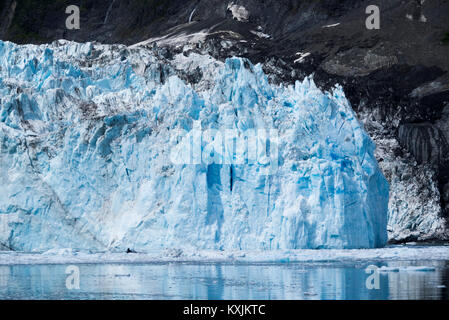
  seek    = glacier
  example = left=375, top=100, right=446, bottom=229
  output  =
left=0, top=40, right=389, bottom=252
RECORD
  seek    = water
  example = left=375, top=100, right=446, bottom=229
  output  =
left=0, top=260, right=448, bottom=300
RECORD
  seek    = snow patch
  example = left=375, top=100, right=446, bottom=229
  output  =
left=322, top=23, right=340, bottom=28
left=227, top=3, right=250, bottom=22
left=189, top=8, right=197, bottom=23
left=250, top=30, right=270, bottom=39
left=294, top=52, right=311, bottom=64
left=130, top=31, right=209, bottom=48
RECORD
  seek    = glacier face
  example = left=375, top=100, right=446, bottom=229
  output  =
left=0, top=40, right=389, bottom=252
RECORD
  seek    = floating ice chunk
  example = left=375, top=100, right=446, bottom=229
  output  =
left=42, top=248, right=76, bottom=256
left=378, top=266, right=436, bottom=272
left=2, top=246, right=449, bottom=265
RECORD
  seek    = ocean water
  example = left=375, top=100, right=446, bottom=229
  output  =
left=0, top=260, right=448, bottom=300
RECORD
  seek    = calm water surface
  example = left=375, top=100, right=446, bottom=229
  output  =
left=0, top=261, right=448, bottom=300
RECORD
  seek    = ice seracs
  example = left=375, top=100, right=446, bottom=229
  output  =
left=0, top=40, right=389, bottom=252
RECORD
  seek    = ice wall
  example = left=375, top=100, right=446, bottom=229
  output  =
left=0, top=40, right=389, bottom=251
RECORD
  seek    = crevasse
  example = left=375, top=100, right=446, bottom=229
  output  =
left=0, top=40, right=389, bottom=252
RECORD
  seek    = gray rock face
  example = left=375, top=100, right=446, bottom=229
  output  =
left=398, top=123, right=449, bottom=166
left=1, top=0, right=449, bottom=242
left=365, top=118, right=447, bottom=242
left=0, top=0, right=16, bottom=38
left=322, top=49, right=399, bottom=77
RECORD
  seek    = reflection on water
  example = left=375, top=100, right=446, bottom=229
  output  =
left=0, top=261, right=448, bottom=300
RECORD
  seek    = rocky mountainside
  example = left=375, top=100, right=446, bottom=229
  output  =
left=1, top=0, right=449, bottom=243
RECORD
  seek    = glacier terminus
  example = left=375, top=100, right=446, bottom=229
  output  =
left=0, top=40, right=389, bottom=252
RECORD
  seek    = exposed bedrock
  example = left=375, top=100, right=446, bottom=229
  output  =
left=398, top=123, right=449, bottom=167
